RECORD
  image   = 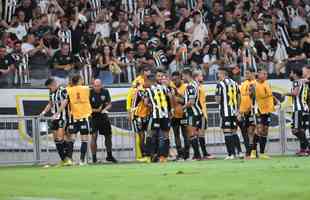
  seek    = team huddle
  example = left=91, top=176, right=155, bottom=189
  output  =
left=40, top=65, right=310, bottom=165
left=127, top=65, right=310, bottom=162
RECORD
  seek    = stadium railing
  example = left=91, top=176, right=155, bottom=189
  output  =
left=0, top=109, right=295, bottom=165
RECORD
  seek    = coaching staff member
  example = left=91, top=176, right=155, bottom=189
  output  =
left=90, top=79, right=117, bottom=163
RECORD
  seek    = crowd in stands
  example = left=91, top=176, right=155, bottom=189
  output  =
left=0, top=0, right=310, bottom=88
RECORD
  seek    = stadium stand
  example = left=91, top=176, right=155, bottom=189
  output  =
left=0, top=0, right=309, bottom=87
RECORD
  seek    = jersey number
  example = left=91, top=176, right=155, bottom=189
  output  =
left=154, top=90, right=168, bottom=109
left=228, top=86, right=237, bottom=107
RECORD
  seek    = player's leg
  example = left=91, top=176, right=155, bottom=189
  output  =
left=187, top=116, right=201, bottom=160
left=101, top=115, right=117, bottom=163
left=63, top=132, right=75, bottom=165
left=53, top=120, right=66, bottom=164
left=259, top=115, right=271, bottom=159
left=292, top=112, right=308, bottom=156
left=79, top=119, right=91, bottom=165
left=238, top=116, right=250, bottom=157
left=248, top=124, right=256, bottom=159
left=181, top=124, right=190, bottom=160
left=159, top=118, right=170, bottom=163
left=143, top=118, right=158, bottom=163
left=90, top=132, right=98, bottom=163
left=197, top=117, right=211, bottom=159
left=172, top=118, right=183, bottom=159
left=222, top=117, right=236, bottom=159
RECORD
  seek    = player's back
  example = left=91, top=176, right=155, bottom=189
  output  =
left=255, top=80, right=275, bottom=114
left=185, top=80, right=202, bottom=116
left=67, top=85, right=92, bottom=120
left=217, top=78, right=239, bottom=117
left=239, top=79, right=256, bottom=113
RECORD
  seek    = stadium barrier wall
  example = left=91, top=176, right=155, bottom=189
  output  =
left=0, top=108, right=299, bottom=165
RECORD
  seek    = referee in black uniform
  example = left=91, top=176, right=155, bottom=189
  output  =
left=90, top=79, right=117, bottom=163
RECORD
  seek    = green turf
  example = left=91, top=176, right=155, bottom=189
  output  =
left=1, top=157, right=310, bottom=200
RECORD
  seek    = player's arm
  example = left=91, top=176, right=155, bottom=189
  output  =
left=215, top=83, right=222, bottom=104
left=40, top=101, right=52, bottom=116
left=285, top=81, right=300, bottom=97
left=58, top=89, right=69, bottom=114
left=101, top=90, right=112, bottom=113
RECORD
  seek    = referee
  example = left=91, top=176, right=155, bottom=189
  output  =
left=90, top=79, right=117, bottom=163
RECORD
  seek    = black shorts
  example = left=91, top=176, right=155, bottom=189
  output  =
left=132, top=116, right=149, bottom=133
left=49, top=119, right=66, bottom=131
left=68, top=118, right=92, bottom=135
left=240, top=113, right=256, bottom=127
left=291, top=111, right=307, bottom=130
left=187, top=115, right=202, bottom=128
left=256, top=114, right=271, bottom=126
left=92, top=114, right=112, bottom=135
left=148, top=118, right=171, bottom=131
left=171, top=118, right=187, bottom=127
left=221, top=116, right=237, bottom=129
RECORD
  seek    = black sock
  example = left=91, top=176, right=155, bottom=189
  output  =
left=80, top=142, right=88, bottom=162
left=299, top=131, right=309, bottom=150
left=253, top=135, right=259, bottom=150
left=67, top=141, right=74, bottom=159
left=259, top=136, right=267, bottom=154
left=145, top=137, right=152, bottom=156
left=199, top=136, right=208, bottom=156
left=232, top=134, right=242, bottom=154
left=92, top=154, right=97, bottom=163
left=55, top=139, right=65, bottom=161
left=63, top=141, right=69, bottom=158
left=224, top=134, right=234, bottom=156
left=164, top=138, right=170, bottom=157
left=105, top=135, right=113, bottom=158
left=241, top=126, right=250, bottom=154
left=190, top=136, right=201, bottom=158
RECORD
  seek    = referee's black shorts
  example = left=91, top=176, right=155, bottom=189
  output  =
left=92, top=114, right=112, bottom=135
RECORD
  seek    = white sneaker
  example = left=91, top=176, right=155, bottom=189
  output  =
left=237, top=153, right=244, bottom=159
left=224, top=155, right=235, bottom=160
left=79, top=161, right=87, bottom=166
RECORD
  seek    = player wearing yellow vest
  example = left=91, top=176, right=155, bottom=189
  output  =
left=253, top=68, right=275, bottom=160
left=239, top=69, right=256, bottom=158
left=171, top=71, right=190, bottom=160
left=194, top=70, right=215, bottom=160
left=66, top=75, right=92, bottom=165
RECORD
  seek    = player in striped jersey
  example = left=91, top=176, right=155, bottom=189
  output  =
left=11, top=41, right=30, bottom=87
left=286, top=68, right=310, bottom=156
left=144, top=70, right=171, bottom=163
left=215, top=67, right=241, bottom=160
left=55, top=19, right=72, bottom=52
left=74, top=45, right=93, bottom=86
left=194, top=70, right=214, bottom=160
left=182, top=69, right=203, bottom=160
left=40, top=78, right=72, bottom=166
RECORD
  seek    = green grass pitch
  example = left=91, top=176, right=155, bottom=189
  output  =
left=1, top=156, right=310, bottom=200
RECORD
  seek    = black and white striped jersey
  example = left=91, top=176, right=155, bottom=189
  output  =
left=49, top=86, right=68, bottom=121
left=216, top=78, right=240, bottom=117
left=151, top=49, right=168, bottom=68
left=75, top=52, right=93, bottom=86
left=145, top=84, right=169, bottom=119
left=56, top=29, right=72, bottom=51
left=292, top=80, right=309, bottom=112
left=10, top=52, right=30, bottom=85
left=88, top=0, right=103, bottom=21
left=184, top=80, right=202, bottom=117
left=1, top=0, right=17, bottom=23
left=121, top=0, right=137, bottom=14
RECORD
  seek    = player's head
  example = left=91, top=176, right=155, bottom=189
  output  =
left=257, top=68, right=268, bottom=81
left=156, top=68, right=165, bottom=84
left=141, top=65, right=152, bottom=77
left=289, top=68, right=303, bottom=81
left=71, top=75, right=83, bottom=86
left=182, top=68, right=192, bottom=83
left=45, top=78, right=58, bottom=92
left=217, top=67, right=228, bottom=81
left=245, top=68, right=256, bottom=80
left=93, top=79, right=102, bottom=92
left=193, top=70, right=203, bottom=83
left=145, top=74, right=156, bottom=87
left=302, top=65, right=310, bottom=79
left=171, top=71, right=182, bottom=87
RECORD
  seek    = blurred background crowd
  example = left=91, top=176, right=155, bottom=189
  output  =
left=0, top=0, right=310, bottom=87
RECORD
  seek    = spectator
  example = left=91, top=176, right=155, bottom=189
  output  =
left=49, top=42, right=74, bottom=85
left=286, top=39, right=307, bottom=74
left=203, top=42, right=221, bottom=81
left=0, top=45, right=14, bottom=87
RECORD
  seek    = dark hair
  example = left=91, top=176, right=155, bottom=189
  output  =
left=147, top=74, right=156, bottom=82
left=292, top=68, right=303, bottom=77
left=218, top=67, right=228, bottom=73
left=257, top=67, right=267, bottom=72
left=171, top=71, right=181, bottom=77
left=45, top=78, right=55, bottom=86
left=156, top=68, right=166, bottom=74
left=182, top=68, right=192, bottom=76
left=71, top=75, right=82, bottom=85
